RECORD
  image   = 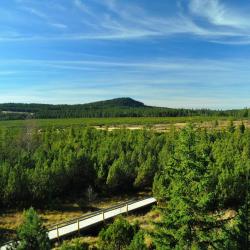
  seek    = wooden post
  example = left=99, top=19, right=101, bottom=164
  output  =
left=56, top=225, right=59, bottom=240
left=77, top=219, right=80, bottom=235
left=126, top=203, right=128, bottom=214
left=102, top=211, right=105, bottom=221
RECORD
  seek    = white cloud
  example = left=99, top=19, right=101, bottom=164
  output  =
left=1, top=1, right=250, bottom=44
left=2, top=57, right=250, bottom=73
left=19, top=5, right=68, bottom=31
left=21, top=6, right=48, bottom=19
left=189, top=0, right=250, bottom=29
left=50, top=23, right=67, bottom=29
left=73, top=0, right=93, bottom=16
left=0, top=71, right=18, bottom=76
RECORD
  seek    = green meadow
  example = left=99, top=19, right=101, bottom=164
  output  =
left=0, top=116, right=237, bottom=129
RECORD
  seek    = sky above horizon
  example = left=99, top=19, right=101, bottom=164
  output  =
left=0, top=0, right=250, bottom=109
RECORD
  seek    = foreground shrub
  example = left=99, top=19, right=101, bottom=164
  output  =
left=14, top=207, right=50, bottom=250
left=98, top=216, right=139, bottom=250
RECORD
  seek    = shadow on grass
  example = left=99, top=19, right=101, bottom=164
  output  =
left=0, top=228, right=16, bottom=245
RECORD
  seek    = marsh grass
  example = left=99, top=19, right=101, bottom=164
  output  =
left=0, top=191, right=150, bottom=244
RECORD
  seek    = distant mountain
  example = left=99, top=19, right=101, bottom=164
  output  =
left=0, top=97, right=249, bottom=120
left=81, top=97, right=145, bottom=108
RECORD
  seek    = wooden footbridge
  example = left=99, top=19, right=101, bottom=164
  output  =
left=1, top=197, right=156, bottom=250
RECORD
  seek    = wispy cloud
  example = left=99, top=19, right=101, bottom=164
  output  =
left=0, top=70, right=18, bottom=76
left=2, top=57, right=250, bottom=74
left=0, top=0, right=250, bottom=44
left=74, top=0, right=93, bottom=16
left=50, top=23, right=67, bottom=29
left=187, top=0, right=250, bottom=44
left=189, top=0, right=250, bottom=29
left=1, top=57, right=250, bottom=108
left=19, top=5, right=67, bottom=31
left=65, top=0, right=250, bottom=43
left=21, top=6, right=48, bottom=19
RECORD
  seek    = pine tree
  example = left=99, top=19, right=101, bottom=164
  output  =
left=98, top=216, right=138, bottom=250
left=239, top=122, right=245, bottom=134
left=15, top=207, right=50, bottom=250
left=127, top=230, right=148, bottom=250
left=227, top=120, right=235, bottom=133
left=152, top=125, right=221, bottom=249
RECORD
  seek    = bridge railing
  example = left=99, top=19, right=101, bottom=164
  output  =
left=47, top=196, right=152, bottom=231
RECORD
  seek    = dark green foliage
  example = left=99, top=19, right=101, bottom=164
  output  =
left=239, top=121, right=246, bottom=134
left=228, top=202, right=250, bottom=249
left=13, top=207, right=50, bottom=250
left=0, top=127, right=164, bottom=208
left=60, top=240, right=88, bottom=250
left=153, top=126, right=217, bottom=249
left=227, top=120, right=236, bottom=133
left=0, top=124, right=249, bottom=249
left=152, top=125, right=250, bottom=249
left=127, top=230, right=148, bottom=250
left=98, top=217, right=139, bottom=250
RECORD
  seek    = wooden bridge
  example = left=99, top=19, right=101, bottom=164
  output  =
left=1, top=197, right=156, bottom=250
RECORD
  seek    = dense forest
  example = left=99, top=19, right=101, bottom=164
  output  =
left=0, top=97, right=249, bottom=120
left=0, top=122, right=249, bottom=248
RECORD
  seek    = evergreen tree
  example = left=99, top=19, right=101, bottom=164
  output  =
left=14, top=207, right=50, bottom=250
left=127, top=230, right=148, bottom=250
left=239, top=122, right=245, bottom=134
left=153, top=125, right=223, bottom=249
left=98, top=217, right=138, bottom=250
left=227, top=120, right=235, bottom=133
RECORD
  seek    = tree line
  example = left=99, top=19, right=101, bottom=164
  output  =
left=0, top=97, right=249, bottom=120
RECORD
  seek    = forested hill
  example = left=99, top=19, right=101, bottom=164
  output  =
left=0, top=97, right=249, bottom=120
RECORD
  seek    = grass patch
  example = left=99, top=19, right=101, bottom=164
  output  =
left=52, top=207, right=160, bottom=250
left=0, top=116, right=245, bottom=129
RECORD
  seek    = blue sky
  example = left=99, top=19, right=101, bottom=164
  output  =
left=0, top=0, right=250, bottom=109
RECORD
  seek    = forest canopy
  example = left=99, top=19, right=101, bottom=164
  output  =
left=0, top=124, right=249, bottom=249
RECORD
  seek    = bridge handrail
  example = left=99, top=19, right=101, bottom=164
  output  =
left=47, top=196, right=152, bottom=230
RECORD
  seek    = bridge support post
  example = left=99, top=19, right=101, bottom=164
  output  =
left=56, top=225, right=59, bottom=241
left=126, top=203, right=128, bottom=214
left=102, top=211, right=105, bottom=221
left=77, top=219, right=80, bottom=235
